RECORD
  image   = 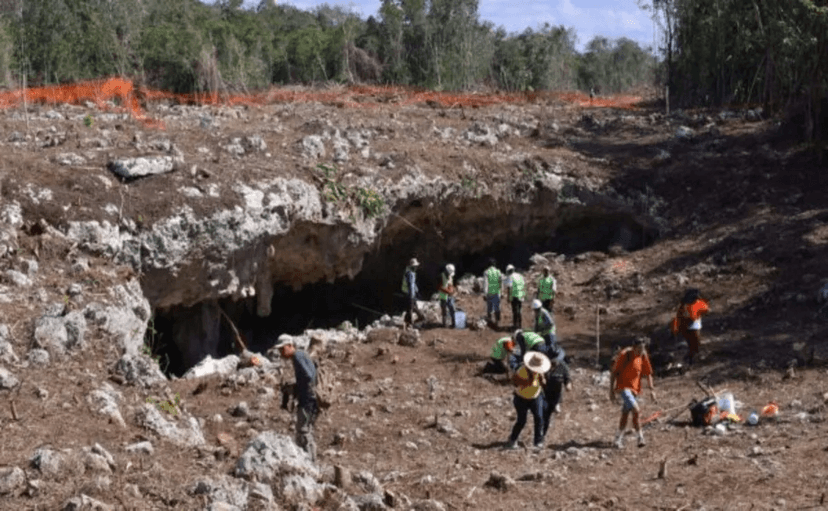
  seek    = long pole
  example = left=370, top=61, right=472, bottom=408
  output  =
left=595, top=305, right=600, bottom=367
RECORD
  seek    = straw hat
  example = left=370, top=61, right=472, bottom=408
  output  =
left=523, top=351, right=551, bottom=374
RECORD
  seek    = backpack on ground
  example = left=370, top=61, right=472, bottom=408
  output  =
left=689, top=397, right=718, bottom=426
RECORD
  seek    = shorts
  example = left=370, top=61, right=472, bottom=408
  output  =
left=620, top=389, right=638, bottom=412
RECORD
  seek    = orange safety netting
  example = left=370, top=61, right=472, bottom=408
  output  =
left=0, top=77, right=643, bottom=130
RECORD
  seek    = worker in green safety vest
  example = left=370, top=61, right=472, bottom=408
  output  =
left=531, top=299, right=556, bottom=347
left=482, top=258, right=502, bottom=328
left=535, top=266, right=557, bottom=311
left=438, top=263, right=457, bottom=328
left=505, top=264, right=525, bottom=330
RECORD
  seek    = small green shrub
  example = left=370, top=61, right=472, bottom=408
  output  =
left=83, top=114, right=94, bottom=128
left=355, top=186, right=385, bottom=218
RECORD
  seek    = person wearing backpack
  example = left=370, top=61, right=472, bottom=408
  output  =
left=275, top=337, right=318, bottom=461
left=670, top=288, right=710, bottom=365
left=609, top=337, right=656, bottom=448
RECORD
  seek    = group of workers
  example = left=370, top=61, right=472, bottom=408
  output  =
left=271, top=256, right=711, bottom=461
left=401, top=257, right=558, bottom=332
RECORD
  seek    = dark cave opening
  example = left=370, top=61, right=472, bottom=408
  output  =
left=147, top=210, right=657, bottom=377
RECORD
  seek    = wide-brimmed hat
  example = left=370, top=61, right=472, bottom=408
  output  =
left=523, top=351, right=551, bottom=374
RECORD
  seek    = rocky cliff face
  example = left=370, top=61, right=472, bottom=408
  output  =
left=0, top=95, right=656, bottom=373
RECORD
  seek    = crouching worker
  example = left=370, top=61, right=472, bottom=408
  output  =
left=505, top=351, right=550, bottom=450
left=609, top=337, right=656, bottom=448
left=482, top=336, right=516, bottom=376
left=541, top=345, right=572, bottom=440
left=275, top=337, right=319, bottom=461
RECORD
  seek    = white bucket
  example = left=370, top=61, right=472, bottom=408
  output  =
left=717, top=392, right=736, bottom=415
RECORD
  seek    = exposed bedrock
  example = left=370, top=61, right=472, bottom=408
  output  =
left=132, top=171, right=657, bottom=374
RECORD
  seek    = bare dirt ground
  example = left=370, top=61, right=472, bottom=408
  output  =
left=1, top=86, right=827, bottom=510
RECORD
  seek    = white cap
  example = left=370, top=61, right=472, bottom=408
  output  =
left=409, top=258, right=420, bottom=267
left=446, top=264, right=455, bottom=275
left=274, top=334, right=294, bottom=349
left=506, top=264, right=515, bottom=273
left=531, top=299, right=542, bottom=310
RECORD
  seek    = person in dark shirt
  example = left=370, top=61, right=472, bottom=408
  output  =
left=276, top=337, right=318, bottom=461
left=540, top=345, right=572, bottom=440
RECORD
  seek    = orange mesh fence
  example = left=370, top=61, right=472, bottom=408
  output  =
left=0, top=78, right=642, bottom=129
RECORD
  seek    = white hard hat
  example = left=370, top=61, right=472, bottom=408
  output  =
left=532, top=299, right=542, bottom=310
left=446, top=264, right=455, bottom=274
left=409, top=258, right=420, bottom=267
left=506, top=264, right=515, bottom=273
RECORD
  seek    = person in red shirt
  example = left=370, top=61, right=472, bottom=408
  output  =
left=609, top=338, right=656, bottom=448
left=670, top=288, right=710, bottom=365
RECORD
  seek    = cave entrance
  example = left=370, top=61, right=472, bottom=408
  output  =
left=146, top=209, right=657, bottom=377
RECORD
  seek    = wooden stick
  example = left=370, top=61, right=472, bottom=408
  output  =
left=595, top=305, right=600, bottom=367
left=10, top=400, right=18, bottom=421
left=217, top=307, right=248, bottom=353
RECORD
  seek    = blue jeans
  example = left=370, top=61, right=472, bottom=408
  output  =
left=509, top=393, right=545, bottom=445
left=440, top=297, right=456, bottom=326
left=486, top=294, right=500, bottom=317
left=620, top=389, right=638, bottom=412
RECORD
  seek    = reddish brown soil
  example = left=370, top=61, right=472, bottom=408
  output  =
left=0, top=87, right=827, bottom=510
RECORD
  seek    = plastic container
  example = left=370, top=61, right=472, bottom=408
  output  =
left=454, top=310, right=466, bottom=329
left=747, top=411, right=759, bottom=425
left=718, top=392, right=736, bottom=415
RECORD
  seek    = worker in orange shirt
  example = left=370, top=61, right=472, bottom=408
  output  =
left=670, top=288, right=710, bottom=365
left=609, top=337, right=656, bottom=448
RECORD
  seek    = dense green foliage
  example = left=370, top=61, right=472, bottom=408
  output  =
left=0, top=0, right=655, bottom=96
left=643, top=0, right=828, bottom=140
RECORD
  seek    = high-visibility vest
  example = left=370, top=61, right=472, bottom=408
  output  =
left=510, top=273, right=526, bottom=300
left=514, top=365, right=542, bottom=399
left=485, top=267, right=501, bottom=295
left=534, top=309, right=555, bottom=336
left=522, top=331, right=544, bottom=349
left=438, top=272, right=453, bottom=301
left=537, top=276, right=556, bottom=301
left=490, top=337, right=512, bottom=360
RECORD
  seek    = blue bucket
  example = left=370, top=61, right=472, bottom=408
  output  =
left=454, top=310, right=466, bottom=329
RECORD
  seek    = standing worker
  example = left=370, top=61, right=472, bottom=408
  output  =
left=609, top=337, right=656, bottom=448
left=482, top=258, right=503, bottom=329
left=505, top=350, right=550, bottom=450
left=670, top=288, right=710, bottom=365
left=536, top=266, right=557, bottom=311
left=505, top=265, right=526, bottom=330
left=438, top=263, right=457, bottom=328
left=275, top=337, right=319, bottom=461
left=541, top=345, right=572, bottom=440
left=401, top=258, right=424, bottom=329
